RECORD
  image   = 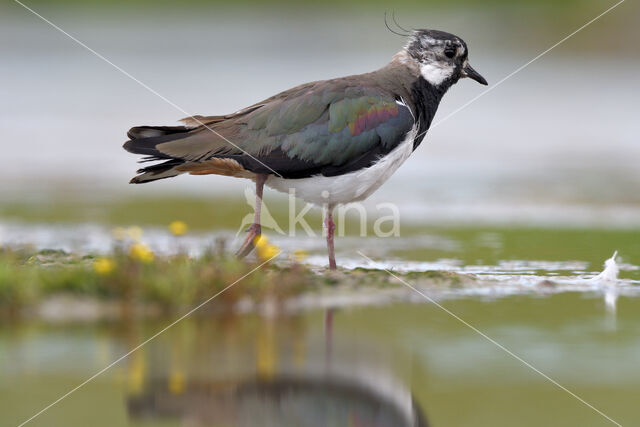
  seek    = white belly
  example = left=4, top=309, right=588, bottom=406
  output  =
left=266, top=125, right=418, bottom=205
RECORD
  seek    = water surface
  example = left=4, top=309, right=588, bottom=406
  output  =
left=2, top=293, right=639, bottom=427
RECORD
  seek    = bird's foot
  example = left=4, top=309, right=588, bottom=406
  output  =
left=236, top=223, right=262, bottom=258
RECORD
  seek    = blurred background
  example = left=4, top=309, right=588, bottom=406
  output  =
left=1, top=0, right=639, bottom=228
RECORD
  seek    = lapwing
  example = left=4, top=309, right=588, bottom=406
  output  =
left=123, top=29, right=487, bottom=269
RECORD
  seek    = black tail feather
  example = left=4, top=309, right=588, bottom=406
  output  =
left=130, top=159, right=185, bottom=184
left=135, top=159, right=184, bottom=174
left=124, top=125, right=192, bottom=183
left=123, top=125, right=191, bottom=158
left=127, top=125, right=188, bottom=140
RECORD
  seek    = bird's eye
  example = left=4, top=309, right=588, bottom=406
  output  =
left=444, top=48, right=456, bottom=58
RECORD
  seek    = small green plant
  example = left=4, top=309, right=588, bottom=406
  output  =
left=0, top=245, right=310, bottom=316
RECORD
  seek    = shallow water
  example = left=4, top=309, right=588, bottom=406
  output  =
left=3, top=294, right=640, bottom=427
left=2, top=224, right=640, bottom=425
left=2, top=221, right=639, bottom=292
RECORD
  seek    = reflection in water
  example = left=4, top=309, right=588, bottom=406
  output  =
left=127, top=376, right=428, bottom=427
left=125, top=310, right=428, bottom=426
left=4, top=295, right=640, bottom=426
left=604, top=286, right=618, bottom=331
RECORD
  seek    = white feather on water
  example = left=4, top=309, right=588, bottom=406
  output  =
left=592, top=251, right=619, bottom=282
left=590, top=250, right=621, bottom=317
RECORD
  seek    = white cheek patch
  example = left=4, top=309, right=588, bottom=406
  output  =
left=420, top=62, right=454, bottom=86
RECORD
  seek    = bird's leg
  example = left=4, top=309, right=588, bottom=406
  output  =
left=324, top=204, right=337, bottom=270
left=236, top=174, right=267, bottom=258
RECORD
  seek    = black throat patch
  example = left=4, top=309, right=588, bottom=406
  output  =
left=410, top=76, right=453, bottom=150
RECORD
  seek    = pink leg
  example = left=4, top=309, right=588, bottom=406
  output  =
left=236, top=174, right=267, bottom=258
left=325, top=204, right=336, bottom=270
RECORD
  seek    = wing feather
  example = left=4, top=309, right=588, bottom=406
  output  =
left=142, top=79, right=415, bottom=178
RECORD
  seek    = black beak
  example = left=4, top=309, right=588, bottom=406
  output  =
left=462, top=63, right=488, bottom=85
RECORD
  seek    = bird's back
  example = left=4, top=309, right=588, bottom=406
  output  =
left=123, top=66, right=419, bottom=184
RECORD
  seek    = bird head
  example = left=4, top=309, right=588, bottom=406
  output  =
left=404, top=29, right=487, bottom=87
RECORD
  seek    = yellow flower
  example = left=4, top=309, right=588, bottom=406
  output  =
left=254, top=235, right=280, bottom=260
left=254, top=234, right=269, bottom=249
left=93, top=257, right=115, bottom=275
left=292, top=249, right=309, bottom=263
left=111, top=227, right=127, bottom=241
left=168, top=220, right=188, bottom=236
left=127, top=226, right=143, bottom=241
left=262, top=245, right=280, bottom=260
left=129, top=242, right=155, bottom=263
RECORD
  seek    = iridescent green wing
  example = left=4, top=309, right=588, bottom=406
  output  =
left=152, top=80, right=415, bottom=178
